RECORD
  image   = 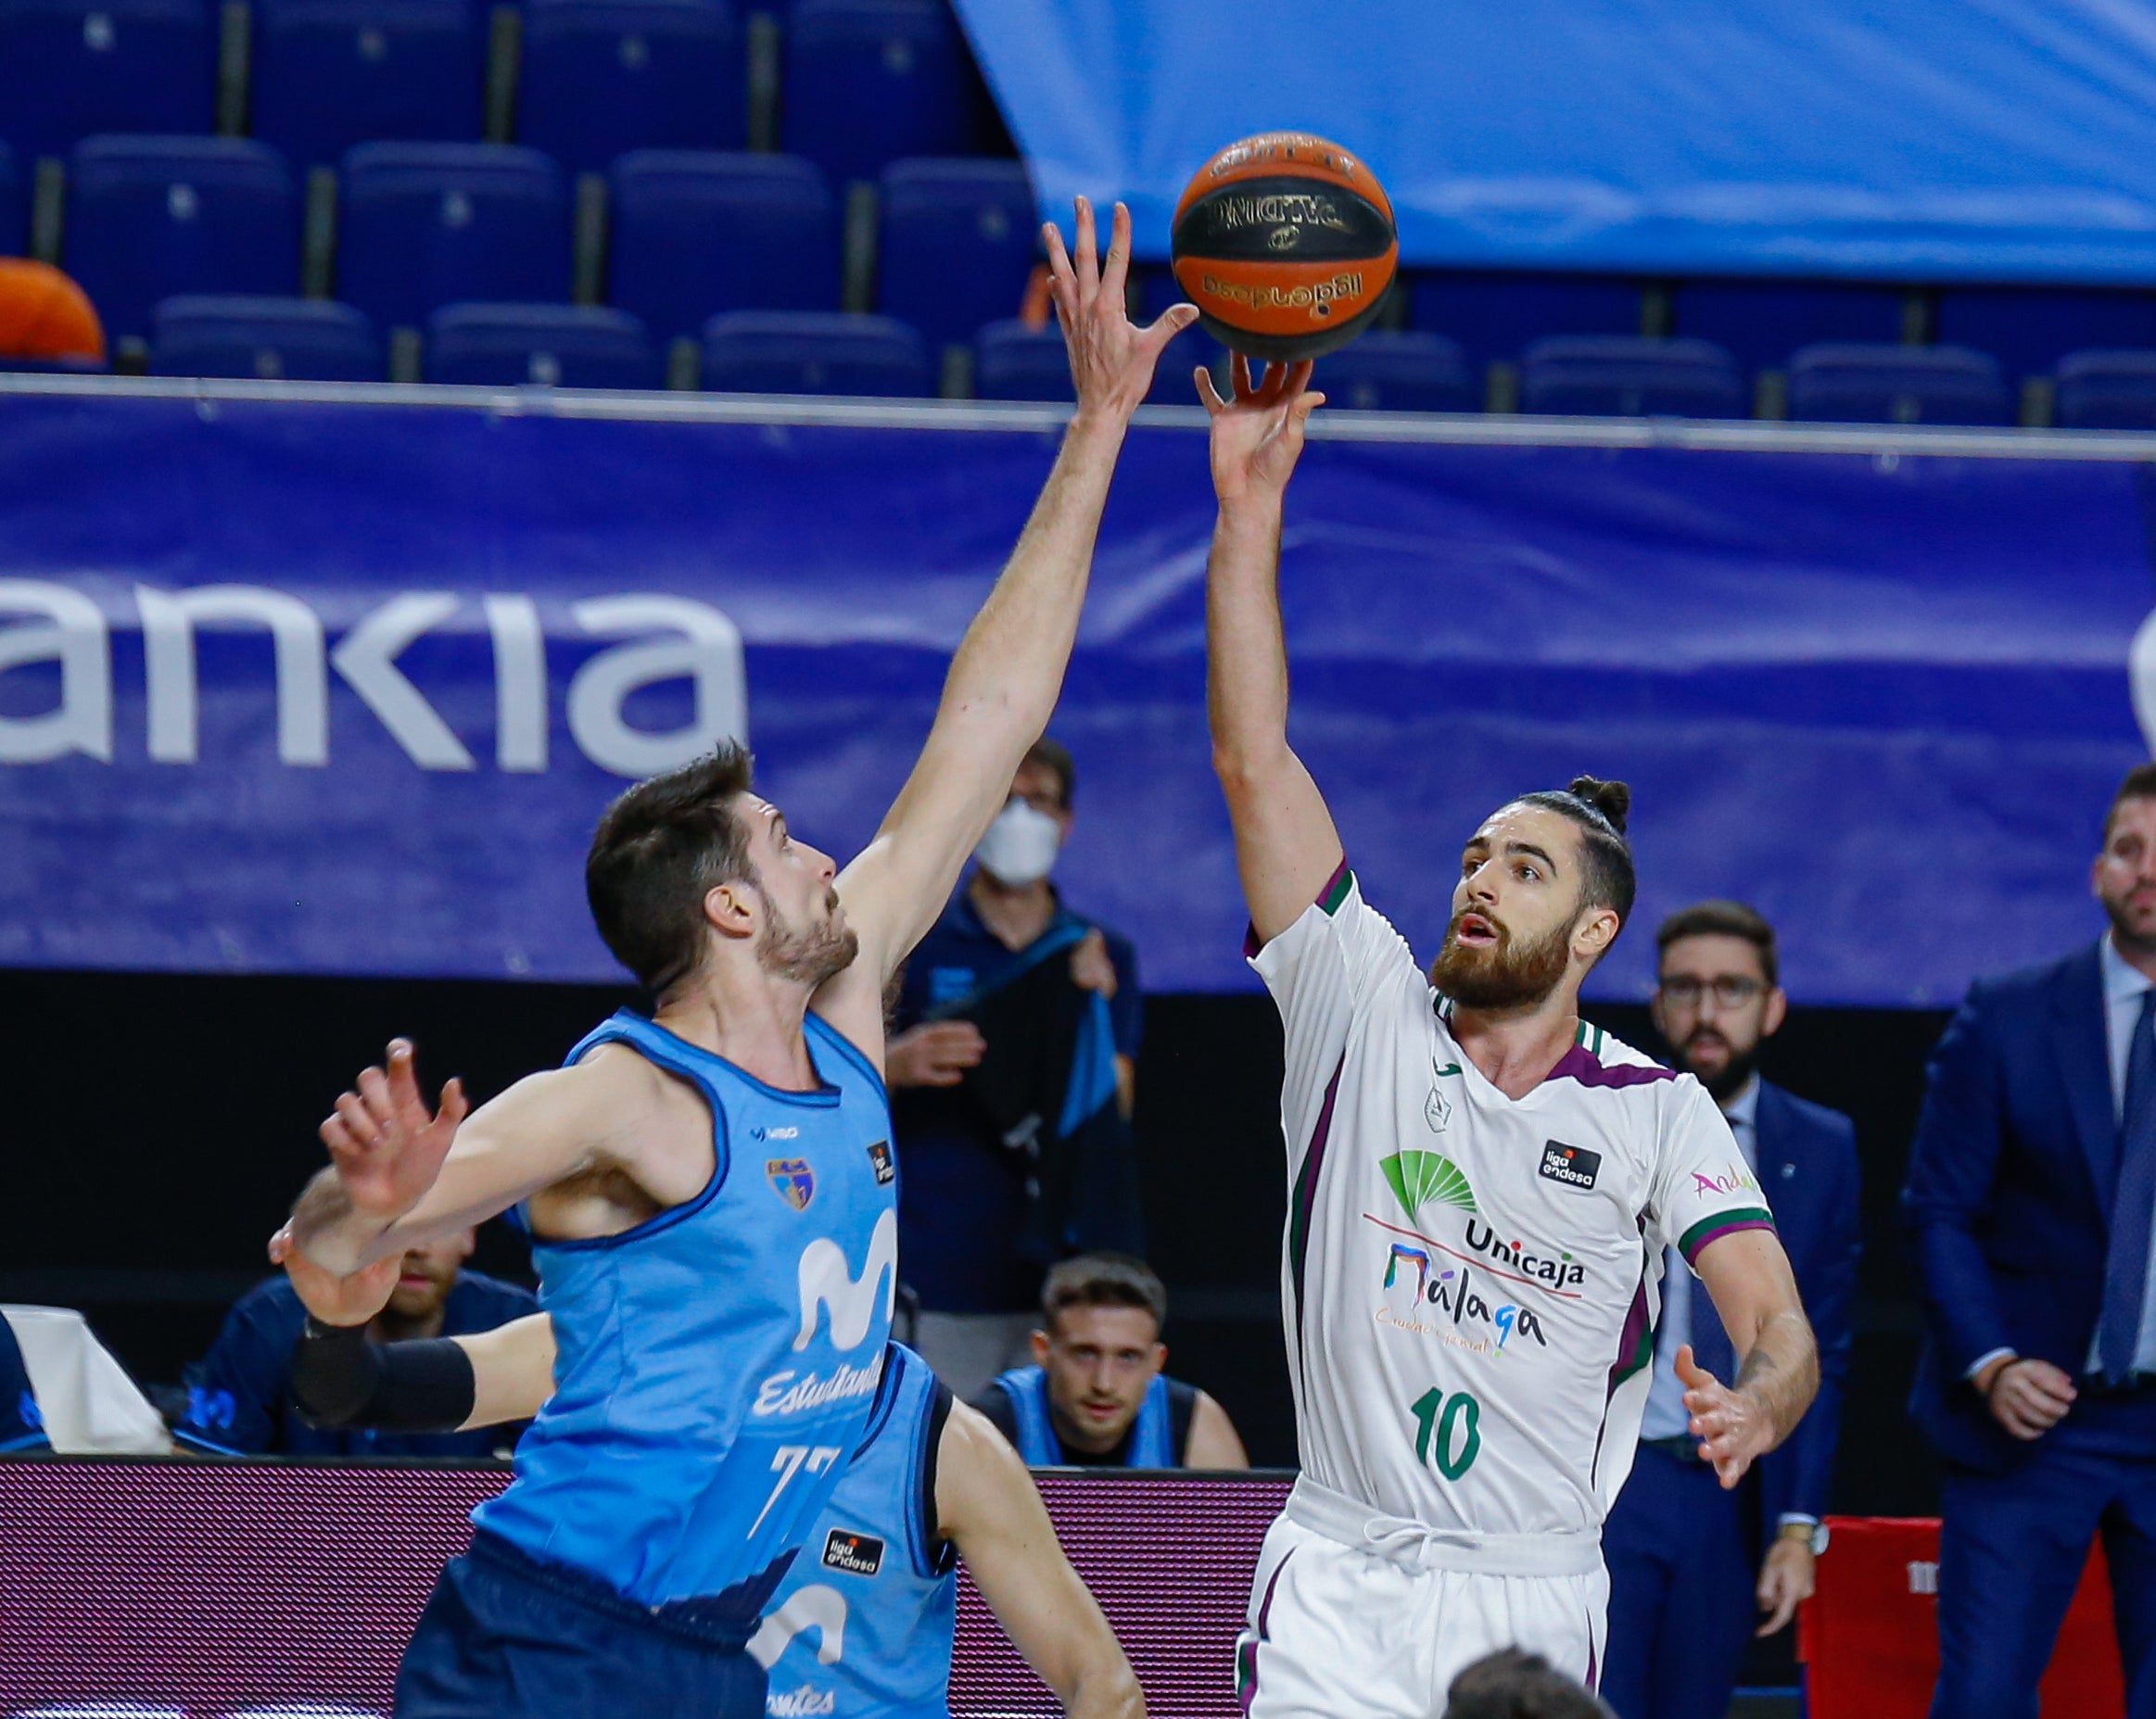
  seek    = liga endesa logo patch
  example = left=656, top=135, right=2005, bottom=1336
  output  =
left=821, top=1527, right=886, bottom=1576
left=1538, top=1140, right=1603, bottom=1191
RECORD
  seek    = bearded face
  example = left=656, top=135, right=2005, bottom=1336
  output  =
left=1427, top=904, right=1575, bottom=1011
left=755, top=885, right=859, bottom=988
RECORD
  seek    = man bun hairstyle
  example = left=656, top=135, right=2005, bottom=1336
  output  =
left=1041, top=1252, right=1168, bottom=1336
left=1514, top=775, right=1637, bottom=930
left=585, top=743, right=757, bottom=994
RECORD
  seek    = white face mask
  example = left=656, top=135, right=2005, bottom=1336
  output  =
left=974, top=799, right=1063, bottom=886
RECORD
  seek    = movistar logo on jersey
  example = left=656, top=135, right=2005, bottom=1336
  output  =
left=754, top=1355, right=885, bottom=1417
left=1381, top=1150, right=1479, bottom=1224
left=1463, top=1219, right=1585, bottom=1292
left=749, top=1585, right=848, bottom=1672
left=793, top=1208, right=899, bottom=1352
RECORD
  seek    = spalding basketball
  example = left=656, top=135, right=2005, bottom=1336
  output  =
left=1170, top=133, right=1396, bottom=362
left=0, top=259, right=105, bottom=362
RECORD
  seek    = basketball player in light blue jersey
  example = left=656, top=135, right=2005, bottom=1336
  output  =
left=267, top=1234, right=1146, bottom=1719
left=285, top=197, right=1196, bottom=1719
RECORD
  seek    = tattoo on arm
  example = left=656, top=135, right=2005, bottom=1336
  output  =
left=1737, top=1308, right=1820, bottom=1445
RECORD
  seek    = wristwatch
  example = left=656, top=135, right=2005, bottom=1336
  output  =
left=1780, top=1520, right=1830, bottom=1557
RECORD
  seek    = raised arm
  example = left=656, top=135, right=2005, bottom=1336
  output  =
left=289, top=1039, right=633, bottom=1273
left=823, top=201, right=1195, bottom=1006
left=1682, top=1229, right=1821, bottom=1488
left=1200, top=357, right=1342, bottom=945
left=937, top=1401, right=1144, bottom=1719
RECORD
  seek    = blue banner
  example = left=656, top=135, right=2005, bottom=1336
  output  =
left=956, top=0, right=2156, bottom=283
left=0, top=384, right=2149, bottom=1005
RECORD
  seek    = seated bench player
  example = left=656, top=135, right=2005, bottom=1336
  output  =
left=177, top=1227, right=535, bottom=1458
left=270, top=1229, right=1147, bottom=1719
left=976, top=1254, right=1249, bottom=1469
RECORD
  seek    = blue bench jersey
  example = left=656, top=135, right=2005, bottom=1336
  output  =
left=0, top=1315, right=47, bottom=1452
left=476, top=1008, right=898, bottom=1625
left=753, top=1343, right=958, bottom=1719
left=993, top=1364, right=1176, bottom=1467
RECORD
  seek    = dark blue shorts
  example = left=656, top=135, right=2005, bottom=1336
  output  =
left=396, top=1530, right=768, bottom=1719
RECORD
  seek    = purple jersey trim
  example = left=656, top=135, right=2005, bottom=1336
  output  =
left=1243, top=857, right=1354, bottom=958
left=1547, top=1042, right=1680, bottom=1089
left=1680, top=1211, right=1778, bottom=1266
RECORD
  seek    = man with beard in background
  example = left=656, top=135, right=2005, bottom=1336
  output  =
left=1600, top=903, right=1861, bottom=1719
left=1203, top=348, right=1820, bottom=1714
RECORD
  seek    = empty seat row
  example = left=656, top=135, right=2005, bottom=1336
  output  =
left=35, top=294, right=2156, bottom=429
left=0, top=0, right=996, bottom=182
left=128, top=295, right=943, bottom=390
left=1399, top=272, right=2156, bottom=384
left=40, top=136, right=1035, bottom=349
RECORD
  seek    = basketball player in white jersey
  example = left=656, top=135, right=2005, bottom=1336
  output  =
left=1196, top=355, right=1820, bottom=1711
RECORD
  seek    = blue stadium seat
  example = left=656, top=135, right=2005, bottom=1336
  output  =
left=0, top=0, right=215, bottom=159
left=64, top=137, right=299, bottom=341
left=1316, top=332, right=1476, bottom=412
left=1519, top=335, right=1744, bottom=418
left=972, top=319, right=1067, bottom=400
left=607, top=151, right=836, bottom=339
left=249, top=0, right=485, bottom=168
left=336, top=143, right=568, bottom=330
left=699, top=310, right=930, bottom=395
left=150, top=294, right=380, bottom=378
left=0, top=144, right=21, bottom=257
left=2053, top=349, right=2156, bottom=431
left=1934, top=287, right=2156, bottom=381
left=1414, top=272, right=1642, bottom=369
left=781, top=0, right=977, bottom=185
left=425, top=302, right=659, bottom=386
left=518, top=0, right=742, bottom=175
left=876, top=158, right=1034, bottom=351
left=1670, top=279, right=1908, bottom=375
left=1786, top=342, right=2012, bottom=424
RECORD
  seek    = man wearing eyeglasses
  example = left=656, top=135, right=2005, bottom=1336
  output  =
left=1600, top=902, right=1860, bottom=1719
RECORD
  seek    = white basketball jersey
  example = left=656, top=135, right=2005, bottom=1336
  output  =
left=1251, top=866, right=1777, bottom=1537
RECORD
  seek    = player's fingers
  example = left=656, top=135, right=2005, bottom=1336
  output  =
left=335, top=1091, right=381, bottom=1146
left=1196, top=365, right=1227, bottom=412
left=1072, top=197, right=1098, bottom=301
left=321, top=1112, right=359, bottom=1155
left=1137, top=303, right=1198, bottom=355
left=1231, top=350, right=1253, bottom=399
left=1673, top=1343, right=1710, bottom=1386
left=438, top=1075, right=470, bottom=1131
left=1100, top=201, right=1133, bottom=303
left=1283, top=359, right=1316, bottom=398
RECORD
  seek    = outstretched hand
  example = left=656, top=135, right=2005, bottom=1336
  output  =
left=1044, top=197, right=1198, bottom=422
left=269, top=1221, right=399, bottom=1327
left=318, top=1038, right=467, bottom=1226
left=1198, top=354, right=1325, bottom=505
left=1676, top=1342, right=1777, bottom=1487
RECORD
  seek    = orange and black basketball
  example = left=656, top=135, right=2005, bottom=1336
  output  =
left=1170, top=133, right=1396, bottom=362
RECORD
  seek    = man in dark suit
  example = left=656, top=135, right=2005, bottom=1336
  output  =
left=1906, top=761, right=2156, bottom=1719
left=1602, top=901, right=1861, bottom=1719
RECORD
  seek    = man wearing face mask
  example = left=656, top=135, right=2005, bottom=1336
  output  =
left=1600, top=902, right=1860, bottom=1719
left=888, top=738, right=1144, bottom=1400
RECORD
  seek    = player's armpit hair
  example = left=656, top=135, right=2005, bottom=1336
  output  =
left=290, top=1321, right=476, bottom=1433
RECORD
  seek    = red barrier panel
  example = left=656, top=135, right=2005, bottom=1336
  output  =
left=1799, top=1515, right=2124, bottom=1719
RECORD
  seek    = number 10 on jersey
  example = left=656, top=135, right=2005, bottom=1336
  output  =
left=1409, top=1388, right=1481, bottom=1480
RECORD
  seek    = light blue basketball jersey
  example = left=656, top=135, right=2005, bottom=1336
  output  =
left=994, top=1364, right=1175, bottom=1467
left=475, top=1007, right=898, bottom=1626
left=753, top=1343, right=958, bottom=1719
